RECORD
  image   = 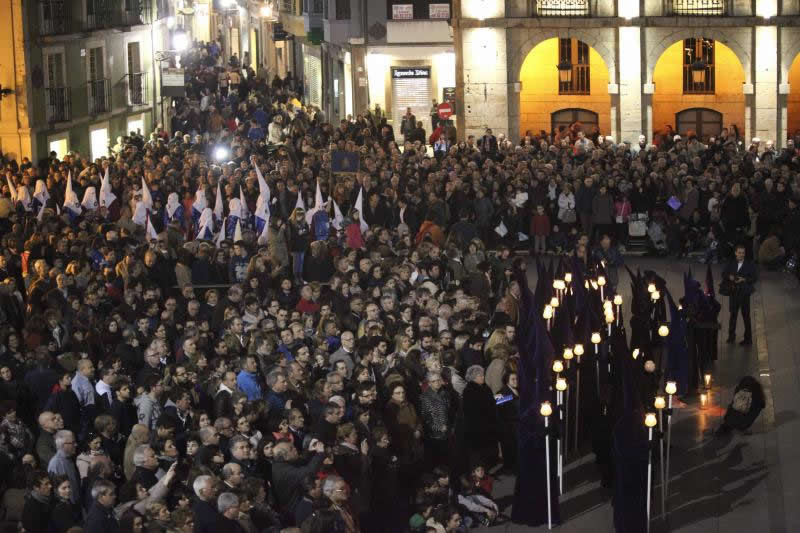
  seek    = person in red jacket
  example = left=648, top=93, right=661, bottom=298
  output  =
left=530, top=205, right=551, bottom=255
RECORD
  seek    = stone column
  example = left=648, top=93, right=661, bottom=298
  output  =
left=617, top=26, right=643, bottom=144
left=461, top=26, right=510, bottom=140
left=754, top=25, right=778, bottom=144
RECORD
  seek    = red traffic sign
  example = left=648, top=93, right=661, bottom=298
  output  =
left=438, top=102, right=453, bottom=119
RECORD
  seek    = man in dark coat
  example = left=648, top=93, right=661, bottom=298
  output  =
left=85, top=480, right=119, bottom=533
left=722, top=243, right=757, bottom=345
left=271, top=440, right=326, bottom=523
left=192, top=475, right=222, bottom=533
left=21, top=471, right=53, bottom=533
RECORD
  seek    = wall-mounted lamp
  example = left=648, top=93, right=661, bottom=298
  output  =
left=0, top=85, right=14, bottom=99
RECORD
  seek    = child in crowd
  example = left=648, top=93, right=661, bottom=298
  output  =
left=530, top=204, right=551, bottom=255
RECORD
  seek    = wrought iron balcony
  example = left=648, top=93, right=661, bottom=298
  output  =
left=664, top=0, right=728, bottom=15
left=88, top=79, right=111, bottom=115
left=45, top=87, right=72, bottom=123
left=126, top=72, right=150, bottom=107
left=40, top=0, right=72, bottom=35
left=533, top=0, right=590, bottom=17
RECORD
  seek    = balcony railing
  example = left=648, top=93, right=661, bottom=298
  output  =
left=40, top=0, right=71, bottom=35
left=533, top=0, right=590, bottom=16
left=559, top=64, right=590, bottom=95
left=664, top=0, right=728, bottom=15
left=88, top=79, right=111, bottom=115
left=45, top=87, right=72, bottom=123
left=126, top=72, right=150, bottom=106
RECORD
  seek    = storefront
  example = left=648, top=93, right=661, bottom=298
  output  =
left=365, top=46, right=455, bottom=138
left=302, top=42, right=323, bottom=108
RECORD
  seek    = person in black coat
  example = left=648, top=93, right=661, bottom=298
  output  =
left=84, top=480, right=119, bottom=533
left=722, top=243, right=757, bottom=345
left=461, top=366, right=500, bottom=468
left=21, top=470, right=53, bottom=533
left=497, top=371, right=520, bottom=471
left=192, top=475, right=222, bottom=533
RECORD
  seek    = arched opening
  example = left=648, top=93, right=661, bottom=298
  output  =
left=652, top=38, right=745, bottom=143
left=675, top=108, right=723, bottom=141
left=519, top=37, right=610, bottom=138
left=551, top=108, right=599, bottom=134
left=788, top=54, right=800, bottom=138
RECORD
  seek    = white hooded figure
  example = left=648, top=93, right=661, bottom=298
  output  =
left=132, top=201, right=148, bottom=226
left=15, top=185, right=32, bottom=211
left=196, top=207, right=215, bottom=240
left=166, top=192, right=181, bottom=218
left=33, top=179, right=50, bottom=207
left=81, top=187, right=98, bottom=211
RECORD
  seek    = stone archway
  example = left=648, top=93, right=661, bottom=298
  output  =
left=645, top=28, right=751, bottom=84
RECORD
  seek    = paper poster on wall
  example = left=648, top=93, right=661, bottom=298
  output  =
left=429, top=3, right=450, bottom=18
left=392, top=4, right=413, bottom=19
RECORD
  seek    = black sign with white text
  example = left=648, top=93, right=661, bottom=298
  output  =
left=391, top=67, right=431, bottom=79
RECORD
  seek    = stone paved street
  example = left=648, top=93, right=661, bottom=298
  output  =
left=478, top=258, right=799, bottom=533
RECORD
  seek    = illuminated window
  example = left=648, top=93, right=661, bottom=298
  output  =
left=683, top=38, right=715, bottom=95
left=667, top=0, right=727, bottom=16
left=558, top=38, right=590, bottom=95
left=551, top=108, right=598, bottom=134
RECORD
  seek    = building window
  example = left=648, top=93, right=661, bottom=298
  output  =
left=666, top=0, right=727, bottom=16
left=683, top=38, right=714, bottom=94
left=388, top=0, right=451, bottom=19
left=551, top=108, right=598, bottom=134
left=558, top=38, right=590, bottom=95
left=534, top=0, right=590, bottom=16
left=335, top=0, right=351, bottom=19
left=675, top=108, right=722, bottom=141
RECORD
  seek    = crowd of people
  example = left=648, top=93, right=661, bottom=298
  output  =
left=0, top=35, right=799, bottom=533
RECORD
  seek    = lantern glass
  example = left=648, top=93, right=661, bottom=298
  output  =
left=564, top=273, right=572, bottom=283
left=613, top=294, right=623, bottom=306
left=540, top=401, right=553, bottom=417
left=563, top=348, right=574, bottom=360
left=552, top=360, right=564, bottom=374
left=691, top=61, right=707, bottom=84
left=591, top=332, right=601, bottom=344
left=665, top=381, right=677, bottom=395
left=574, top=344, right=584, bottom=356
left=557, top=61, right=573, bottom=84
left=645, top=413, right=657, bottom=428
left=654, top=396, right=666, bottom=410
left=556, top=378, right=567, bottom=391
left=700, top=393, right=709, bottom=409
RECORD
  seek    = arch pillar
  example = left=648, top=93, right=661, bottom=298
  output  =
left=618, top=26, right=643, bottom=144
left=755, top=25, right=779, bottom=145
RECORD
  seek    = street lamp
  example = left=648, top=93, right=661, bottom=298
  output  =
left=557, top=60, right=573, bottom=84
left=690, top=59, right=708, bottom=85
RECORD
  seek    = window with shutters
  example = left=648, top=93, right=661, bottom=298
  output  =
left=558, top=38, right=590, bottom=95
left=551, top=108, right=598, bottom=134
left=683, top=38, right=715, bottom=94
left=675, top=108, right=722, bottom=141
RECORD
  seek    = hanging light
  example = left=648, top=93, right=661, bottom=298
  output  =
left=690, top=59, right=707, bottom=85
left=557, top=60, right=573, bottom=84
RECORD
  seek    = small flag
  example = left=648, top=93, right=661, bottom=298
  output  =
left=141, top=176, right=153, bottom=210
left=354, top=187, right=368, bottom=234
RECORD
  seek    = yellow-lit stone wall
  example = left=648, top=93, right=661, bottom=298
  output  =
left=652, top=40, right=745, bottom=139
left=518, top=38, right=611, bottom=138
